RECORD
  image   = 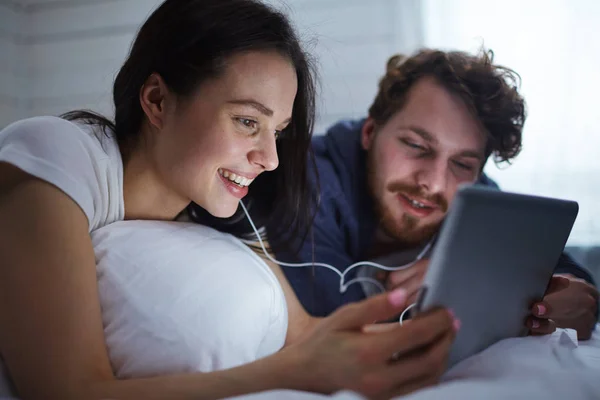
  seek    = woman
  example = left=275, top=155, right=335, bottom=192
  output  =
left=0, top=0, right=457, bottom=399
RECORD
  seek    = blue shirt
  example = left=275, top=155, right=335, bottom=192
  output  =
left=277, top=119, right=596, bottom=317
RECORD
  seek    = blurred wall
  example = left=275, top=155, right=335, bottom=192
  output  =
left=0, top=1, right=26, bottom=128
left=0, top=0, right=423, bottom=132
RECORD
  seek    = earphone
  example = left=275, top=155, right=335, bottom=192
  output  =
left=238, top=201, right=432, bottom=324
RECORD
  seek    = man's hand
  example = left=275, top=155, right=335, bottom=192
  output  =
left=529, top=274, right=599, bottom=340
left=376, top=258, right=429, bottom=304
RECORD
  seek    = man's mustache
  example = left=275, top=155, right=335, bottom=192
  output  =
left=387, top=182, right=449, bottom=212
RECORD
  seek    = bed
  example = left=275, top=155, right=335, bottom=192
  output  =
left=228, top=325, right=600, bottom=399
left=2, top=221, right=598, bottom=399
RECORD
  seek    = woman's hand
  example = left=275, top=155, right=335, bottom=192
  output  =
left=287, top=289, right=459, bottom=399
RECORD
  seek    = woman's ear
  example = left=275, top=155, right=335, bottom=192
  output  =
left=139, top=73, right=169, bottom=131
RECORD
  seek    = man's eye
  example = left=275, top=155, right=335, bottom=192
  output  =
left=400, top=138, right=425, bottom=151
left=453, top=160, right=474, bottom=171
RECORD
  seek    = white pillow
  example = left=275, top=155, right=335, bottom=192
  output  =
left=92, top=220, right=288, bottom=379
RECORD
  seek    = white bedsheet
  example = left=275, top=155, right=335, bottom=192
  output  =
left=2, top=326, right=599, bottom=400
left=227, top=325, right=600, bottom=400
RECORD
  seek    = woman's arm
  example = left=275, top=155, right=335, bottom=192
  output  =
left=254, top=247, right=322, bottom=346
left=0, top=164, right=303, bottom=400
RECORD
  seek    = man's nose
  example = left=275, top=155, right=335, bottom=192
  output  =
left=416, top=159, right=448, bottom=195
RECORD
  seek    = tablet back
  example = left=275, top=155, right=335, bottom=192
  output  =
left=415, top=184, right=578, bottom=368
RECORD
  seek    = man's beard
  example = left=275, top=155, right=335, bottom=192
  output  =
left=367, top=150, right=448, bottom=248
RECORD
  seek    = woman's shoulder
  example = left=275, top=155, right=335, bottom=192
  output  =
left=0, top=115, right=124, bottom=231
left=1, top=115, right=116, bottom=153
left=2, top=115, right=82, bottom=138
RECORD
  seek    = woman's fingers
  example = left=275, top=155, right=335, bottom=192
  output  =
left=327, top=288, right=409, bottom=331
left=369, top=308, right=456, bottom=360
left=358, top=321, right=455, bottom=400
left=391, top=324, right=455, bottom=380
left=307, top=295, right=459, bottom=398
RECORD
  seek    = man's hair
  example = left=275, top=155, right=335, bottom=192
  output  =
left=368, top=48, right=526, bottom=164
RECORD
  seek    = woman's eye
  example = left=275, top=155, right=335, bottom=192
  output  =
left=236, top=118, right=258, bottom=132
left=275, top=128, right=287, bottom=139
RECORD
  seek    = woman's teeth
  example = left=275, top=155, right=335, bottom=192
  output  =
left=219, top=169, right=253, bottom=187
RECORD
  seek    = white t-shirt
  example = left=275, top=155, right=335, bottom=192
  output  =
left=0, top=116, right=288, bottom=390
left=0, top=116, right=125, bottom=231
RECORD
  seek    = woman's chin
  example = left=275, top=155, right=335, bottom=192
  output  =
left=206, top=201, right=240, bottom=219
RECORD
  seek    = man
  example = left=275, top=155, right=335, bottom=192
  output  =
left=278, top=48, right=599, bottom=339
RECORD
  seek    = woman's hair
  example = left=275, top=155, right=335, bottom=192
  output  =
left=62, top=0, right=318, bottom=255
left=368, top=48, right=526, bottom=165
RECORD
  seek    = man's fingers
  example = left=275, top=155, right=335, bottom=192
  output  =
left=406, top=283, right=426, bottom=306
left=554, top=313, right=597, bottom=341
left=386, top=259, right=429, bottom=290
left=388, top=270, right=423, bottom=298
left=554, top=275, right=598, bottom=299
left=588, top=284, right=599, bottom=300
left=577, top=280, right=600, bottom=300
left=329, top=288, right=409, bottom=330
left=406, top=288, right=421, bottom=306
left=545, top=275, right=570, bottom=296
left=375, top=270, right=389, bottom=282
left=387, top=267, right=420, bottom=289
left=531, top=301, right=554, bottom=319
left=535, top=286, right=598, bottom=320
left=528, top=317, right=556, bottom=336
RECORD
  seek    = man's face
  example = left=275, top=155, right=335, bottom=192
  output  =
left=363, top=76, right=486, bottom=246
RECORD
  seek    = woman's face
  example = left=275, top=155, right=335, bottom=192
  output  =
left=142, top=51, right=298, bottom=218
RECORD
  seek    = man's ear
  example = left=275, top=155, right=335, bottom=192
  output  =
left=139, top=73, right=169, bottom=131
left=361, top=117, right=377, bottom=150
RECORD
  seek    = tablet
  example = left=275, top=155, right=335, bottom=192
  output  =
left=413, top=184, right=579, bottom=368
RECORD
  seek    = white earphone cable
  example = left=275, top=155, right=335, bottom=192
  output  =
left=239, top=201, right=430, bottom=322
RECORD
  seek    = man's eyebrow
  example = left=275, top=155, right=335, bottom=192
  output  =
left=402, top=125, right=437, bottom=143
left=403, top=125, right=484, bottom=160
left=226, top=99, right=273, bottom=117
left=458, top=150, right=484, bottom=161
